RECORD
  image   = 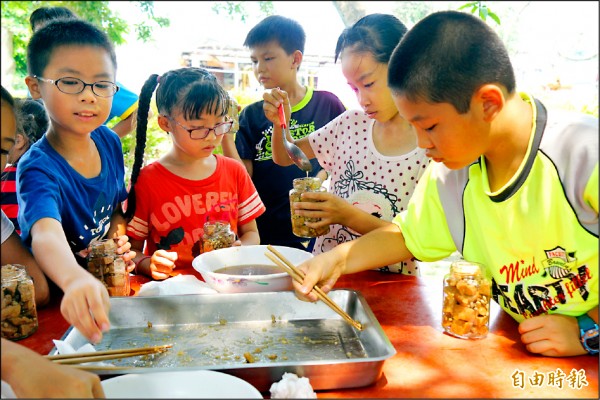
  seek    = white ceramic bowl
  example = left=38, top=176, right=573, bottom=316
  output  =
left=192, top=245, right=312, bottom=293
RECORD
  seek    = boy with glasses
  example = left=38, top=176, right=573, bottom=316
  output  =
left=29, top=5, right=141, bottom=139
left=19, top=18, right=136, bottom=344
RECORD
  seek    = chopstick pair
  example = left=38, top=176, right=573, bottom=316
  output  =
left=45, top=344, right=172, bottom=365
left=265, top=245, right=364, bottom=331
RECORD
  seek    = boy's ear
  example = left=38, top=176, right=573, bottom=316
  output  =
left=476, top=84, right=504, bottom=122
left=14, top=134, right=28, bottom=151
left=25, top=76, right=42, bottom=99
left=157, top=115, right=171, bottom=132
left=291, top=50, right=303, bottom=70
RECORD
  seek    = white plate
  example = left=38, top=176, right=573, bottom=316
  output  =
left=101, top=370, right=263, bottom=399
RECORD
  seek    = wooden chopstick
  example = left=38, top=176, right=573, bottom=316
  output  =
left=265, top=246, right=364, bottom=331
left=46, top=344, right=172, bottom=364
left=70, top=365, right=136, bottom=371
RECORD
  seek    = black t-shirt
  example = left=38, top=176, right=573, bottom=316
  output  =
left=235, top=88, right=345, bottom=247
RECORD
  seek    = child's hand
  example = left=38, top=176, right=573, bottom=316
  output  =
left=114, top=234, right=136, bottom=273
left=292, top=249, right=345, bottom=302
left=232, top=239, right=242, bottom=247
left=60, top=273, right=110, bottom=344
left=518, top=314, right=587, bottom=357
left=228, top=96, right=241, bottom=133
left=148, top=250, right=178, bottom=280
left=262, top=88, right=290, bottom=126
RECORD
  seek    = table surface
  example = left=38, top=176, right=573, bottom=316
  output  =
left=15, top=268, right=599, bottom=399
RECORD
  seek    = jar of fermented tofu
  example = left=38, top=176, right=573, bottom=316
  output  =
left=1, top=264, right=38, bottom=340
left=202, top=220, right=236, bottom=252
left=87, top=239, right=130, bottom=297
left=289, top=177, right=330, bottom=238
left=442, top=260, right=491, bottom=339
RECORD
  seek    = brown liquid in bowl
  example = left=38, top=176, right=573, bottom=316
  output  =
left=214, top=264, right=285, bottom=276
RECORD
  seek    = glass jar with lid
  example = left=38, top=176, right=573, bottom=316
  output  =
left=442, top=260, right=491, bottom=339
left=1, top=264, right=39, bottom=340
left=202, top=220, right=236, bottom=253
left=87, top=239, right=130, bottom=297
left=289, top=177, right=330, bottom=238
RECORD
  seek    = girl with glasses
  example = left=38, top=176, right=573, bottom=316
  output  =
left=125, top=67, right=265, bottom=280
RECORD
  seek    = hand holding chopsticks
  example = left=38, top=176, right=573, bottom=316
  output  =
left=45, top=344, right=172, bottom=365
left=265, top=245, right=363, bottom=331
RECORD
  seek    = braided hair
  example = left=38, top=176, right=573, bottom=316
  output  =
left=124, top=67, right=231, bottom=219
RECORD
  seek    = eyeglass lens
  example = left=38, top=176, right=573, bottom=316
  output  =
left=190, top=122, right=233, bottom=139
left=57, top=78, right=117, bottom=97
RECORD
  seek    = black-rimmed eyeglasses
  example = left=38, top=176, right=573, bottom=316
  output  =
left=34, top=76, right=120, bottom=98
left=166, top=116, right=233, bottom=140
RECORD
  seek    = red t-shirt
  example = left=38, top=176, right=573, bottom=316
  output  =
left=126, top=155, right=265, bottom=270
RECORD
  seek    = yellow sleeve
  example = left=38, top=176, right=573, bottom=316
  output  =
left=392, top=165, right=457, bottom=262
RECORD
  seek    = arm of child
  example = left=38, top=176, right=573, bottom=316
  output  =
left=1, top=230, right=50, bottom=307
left=29, top=218, right=110, bottom=344
left=107, top=206, right=136, bottom=273
left=234, top=219, right=260, bottom=247
left=293, top=223, right=412, bottom=302
left=518, top=306, right=598, bottom=357
left=293, top=191, right=390, bottom=235
left=1, top=338, right=105, bottom=398
left=220, top=134, right=246, bottom=166
left=220, top=98, right=247, bottom=167
left=129, top=236, right=177, bottom=281
left=262, top=88, right=316, bottom=166
left=110, top=110, right=136, bottom=138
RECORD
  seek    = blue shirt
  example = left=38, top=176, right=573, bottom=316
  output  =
left=106, top=81, right=138, bottom=123
left=17, top=126, right=128, bottom=264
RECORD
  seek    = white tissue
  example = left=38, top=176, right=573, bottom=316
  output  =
left=137, top=274, right=218, bottom=296
left=52, top=340, right=109, bottom=366
left=53, top=340, right=96, bottom=355
left=270, top=372, right=317, bottom=398
left=1, top=380, right=16, bottom=399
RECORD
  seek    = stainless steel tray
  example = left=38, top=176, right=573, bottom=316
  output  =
left=52, top=290, right=395, bottom=391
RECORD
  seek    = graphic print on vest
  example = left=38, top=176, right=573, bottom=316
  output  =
left=491, top=246, right=592, bottom=319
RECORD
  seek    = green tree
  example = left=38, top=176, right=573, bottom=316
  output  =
left=211, top=1, right=274, bottom=22
left=458, top=1, right=501, bottom=25
left=1, top=0, right=169, bottom=90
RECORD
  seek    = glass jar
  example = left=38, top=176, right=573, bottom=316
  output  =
left=202, top=221, right=236, bottom=252
left=442, top=260, right=491, bottom=339
left=289, top=177, right=330, bottom=238
left=1, top=264, right=39, bottom=340
left=87, top=239, right=130, bottom=297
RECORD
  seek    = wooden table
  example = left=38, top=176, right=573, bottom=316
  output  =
left=16, top=269, right=598, bottom=399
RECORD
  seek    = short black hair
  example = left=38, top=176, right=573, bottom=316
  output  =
left=30, top=6, right=77, bottom=32
left=243, top=15, right=305, bottom=55
left=1, top=85, right=15, bottom=108
left=16, top=99, right=48, bottom=143
left=335, top=14, right=407, bottom=64
left=27, top=18, right=117, bottom=78
left=388, top=10, right=515, bottom=114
